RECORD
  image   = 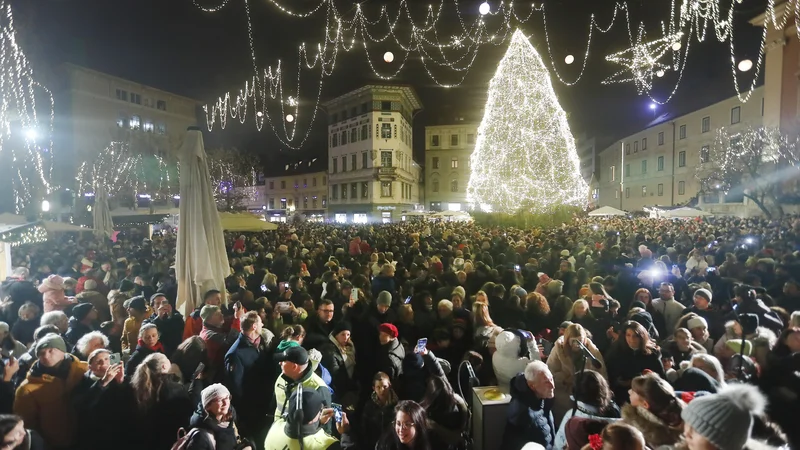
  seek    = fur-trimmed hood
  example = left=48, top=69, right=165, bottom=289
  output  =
left=622, top=403, right=682, bottom=448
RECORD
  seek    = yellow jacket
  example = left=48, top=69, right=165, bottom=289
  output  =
left=121, top=316, right=145, bottom=353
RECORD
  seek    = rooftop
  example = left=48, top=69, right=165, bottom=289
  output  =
left=323, top=84, right=423, bottom=111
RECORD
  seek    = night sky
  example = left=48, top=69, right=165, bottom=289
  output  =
left=15, top=0, right=765, bottom=167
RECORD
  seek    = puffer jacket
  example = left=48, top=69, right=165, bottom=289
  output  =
left=501, top=372, right=555, bottom=450
left=186, top=402, right=239, bottom=450
left=621, top=403, right=682, bottom=449
left=377, top=338, right=405, bottom=382
left=492, top=330, right=541, bottom=393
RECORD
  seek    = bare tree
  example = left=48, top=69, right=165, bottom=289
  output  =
left=697, top=126, right=800, bottom=218
left=205, top=147, right=260, bottom=211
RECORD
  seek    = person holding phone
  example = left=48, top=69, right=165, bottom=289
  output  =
left=264, top=387, right=351, bottom=449
left=72, top=348, right=128, bottom=450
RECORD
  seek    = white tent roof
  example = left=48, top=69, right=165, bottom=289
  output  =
left=588, top=206, right=627, bottom=216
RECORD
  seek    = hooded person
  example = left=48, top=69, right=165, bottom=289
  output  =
left=39, top=275, right=75, bottom=313
left=493, top=330, right=541, bottom=393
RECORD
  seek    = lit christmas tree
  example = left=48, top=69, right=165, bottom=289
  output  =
left=466, top=29, right=588, bottom=214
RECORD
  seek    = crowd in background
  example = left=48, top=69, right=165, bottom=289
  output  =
left=0, top=214, right=797, bottom=450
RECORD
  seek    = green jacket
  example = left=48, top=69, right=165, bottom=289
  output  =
left=273, top=366, right=331, bottom=420
left=264, top=422, right=340, bottom=450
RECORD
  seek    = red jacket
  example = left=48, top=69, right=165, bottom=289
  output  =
left=199, top=324, right=238, bottom=378
left=183, top=308, right=240, bottom=341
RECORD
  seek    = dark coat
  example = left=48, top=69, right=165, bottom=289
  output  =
left=303, top=315, right=335, bottom=351
left=605, top=344, right=665, bottom=404
left=360, top=394, right=397, bottom=450
left=501, top=373, right=556, bottom=450
left=224, top=333, right=275, bottom=433
left=125, top=344, right=162, bottom=379
left=130, top=377, right=195, bottom=450
left=377, top=339, right=405, bottom=382
left=64, top=318, right=93, bottom=348
left=371, top=275, right=397, bottom=298
left=11, top=318, right=39, bottom=347
left=72, top=373, right=135, bottom=450
left=320, top=336, right=356, bottom=399
left=186, top=403, right=239, bottom=450
left=145, top=311, right=185, bottom=356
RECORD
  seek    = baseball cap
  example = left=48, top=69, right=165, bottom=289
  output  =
left=274, top=346, right=309, bottom=365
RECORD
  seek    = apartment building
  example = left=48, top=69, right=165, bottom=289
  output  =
left=54, top=63, right=201, bottom=188
left=424, top=123, right=478, bottom=211
left=597, top=87, right=765, bottom=211
left=325, top=85, right=423, bottom=223
left=241, top=159, right=328, bottom=222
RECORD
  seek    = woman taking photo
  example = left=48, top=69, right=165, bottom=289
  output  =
left=377, top=400, right=433, bottom=450
left=605, top=321, right=665, bottom=404
left=622, top=373, right=685, bottom=448
left=547, top=323, right=607, bottom=422
left=0, top=414, right=44, bottom=450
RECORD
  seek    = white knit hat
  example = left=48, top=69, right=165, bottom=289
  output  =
left=201, top=383, right=230, bottom=409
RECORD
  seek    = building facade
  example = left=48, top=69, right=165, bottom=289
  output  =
left=424, top=123, right=478, bottom=211
left=54, top=64, right=201, bottom=188
left=596, top=87, right=764, bottom=211
left=325, top=85, right=423, bottom=223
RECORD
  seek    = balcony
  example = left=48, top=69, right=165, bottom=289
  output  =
left=376, top=166, right=397, bottom=180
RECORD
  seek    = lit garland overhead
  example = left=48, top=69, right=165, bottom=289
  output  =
left=0, top=224, right=48, bottom=247
left=0, top=0, right=55, bottom=213
left=466, top=30, right=588, bottom=214
left=604, top=24, right=683, bottom=94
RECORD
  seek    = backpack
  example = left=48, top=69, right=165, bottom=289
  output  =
left=171, top=427, right=215, bottom=450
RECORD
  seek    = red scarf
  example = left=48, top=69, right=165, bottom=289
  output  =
left=138, top=339, right=165, bottom=353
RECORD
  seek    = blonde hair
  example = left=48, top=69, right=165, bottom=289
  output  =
left=675, top=327, right=691, bottom=340
left=472, top=301, right=495, bottom=327
left=131, top=353, right=171, bottom=411
left=398, top=304, right=414, bottom=323
left=566, top=299, right=591, bottom=320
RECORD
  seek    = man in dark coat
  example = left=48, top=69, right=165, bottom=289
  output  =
left=502, top=361, right=556, bottom=450
left=64, top=303, right=97, bottom=347
left=225, top=311, right=275, bottom=450
left=303, top=299, right=337, bottom=350
left=144, top=293, right=184, bottom=356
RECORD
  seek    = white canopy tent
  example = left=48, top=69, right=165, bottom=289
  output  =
left=588, top=206, right=627, bottom=216
left=648, top=206, right=713, bottom=219
left=175, top=128, right=230, bottom=315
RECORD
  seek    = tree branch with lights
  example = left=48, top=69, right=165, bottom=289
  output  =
left=697, top=126, right=800, bottom=218
left=205, top=147, right=260, bottom=211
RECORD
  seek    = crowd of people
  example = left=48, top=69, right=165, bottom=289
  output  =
left=0, top=213, right=798, bottom=450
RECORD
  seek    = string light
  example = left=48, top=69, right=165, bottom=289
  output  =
left=285, top=114, right=295, bottom=122
left=0, top=0, right=55, bottom=213
left=737, top=58, right=753, bottom=72
left=479, top=2, right=491, bottom=15
left=466, top=30, right=588, bottom=214
left=383, top=51, right=395, bottom=63
left=564, top=54, right=574, bottom=64
left=77, top=142, right=177, bottom=200
left=603, top=24, right=683, bottom=94
left=0, top=224, right=48, bottom=246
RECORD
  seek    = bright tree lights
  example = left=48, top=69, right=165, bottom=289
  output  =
left=466, top=30, right=588, bottom=214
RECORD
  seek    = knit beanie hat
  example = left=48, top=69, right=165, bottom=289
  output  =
left=200, top=305, right=221, bottom=323
left=201, top=383, right=231, bottom=409
left=71, top=303, right=94, bottom=322
left=452, top=286, right=466, bottom=300
left=681, top=383, right=766, bottom=450
left=694, top=288, right=713, bottom=303
left=331, top=321, right=352, bottom=338
left=376, top=291, right=392, bottom=307
left=35, top=334, right=67, bottom=355
left=687, top=316, right=708, bottom=330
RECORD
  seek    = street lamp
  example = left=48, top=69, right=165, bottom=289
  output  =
left=41, top=200, right=50, bottom=212
left=383, top=51, right=394, bottom=63
left=738, top=59, right=753, bottom=72
left=479, top=2, right=490, bottom=15
left=564, top=54, right=574, bottom=65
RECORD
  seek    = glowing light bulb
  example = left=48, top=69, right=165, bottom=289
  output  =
left=672, top=41, right=681, bottom=51
left=656, top=70, right=665, bottom=77
left=285, top=114, right=294, bottom=123
left=649, top=103, right=657, bottom=110
left=479, top=2, right=490, bottom=15
left=256, top=111, right=264, bottom=117
left=383, top=51, right=394, bottom=63
left=24, top=128, right=37, bottom=140
left=738, top=59, right=753, bottom=72
left=564, top=54, right=574, bottom=65
left=41, top=200, right=50, bottom=212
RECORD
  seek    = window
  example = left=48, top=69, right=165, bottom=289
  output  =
left=450, top=179, right=458, bottom=192
left=143, top=121, right=154, bottom=133
left=303, top=178, right=307, bottom=188
left=658, top=156, right=664, bottom=171
left=130, top=115, right=141, bottom=130
left=341, top=131, right=348, bottom=145
left=130, top=93, right=141, bottom=105
left=731, top=106, right=741, bottom=124
left=351, top=154, right=357, bottom=171
left=116, top=115, right=127, bottom=128
left=341, top=184, right=347, bottom=200
left=679, top=151, right=686, bottom=167
left=269, top=181, right=274, bottom=189
left=658, top=131, right=664, bottom=145
left=700, top=145, right=710, bottom=163
left=432, top=180, right=439, bottom=192
left=451, top=157, right=458, bottom=169
left=294, top=179, right=299, bottom=189
left=702, top=116, right=710, bottom=133
left=115, top=89, right=128, bottom=101
left=625, top=144, right=631, bottom=155
left=642, top=138, right=647, bottom=150
left=312, top=178, right=317, bottom=187
left=624, top=164, right=630, bottom=178
left=381, top=101, right=392, bottom=111
left=322, top=197, right=327, bottom=207
left=322, top=176, right=326, bottom=186
left=381, top=123, right=392, bottom=139
left=761, top=98, right=765, bottom=116
left=280, top=198, right=287, bottom=209
left=351, top=107, right=357, bottom=118
left=432, top=157, right=440, bottom=169
left=634, top=141, right=639, bottom=153
left=157, top=100, right=167, bottom=111
left=642, top=186, right=647, bottom=197
left=342, top=156, right=347, bottom=172
left=451, top=134, right=459, bottom=146
left=332, top=134, right=338, bottom=147
left=350, top=128, right=358, bottom=143
left=361, top=102, right=369, bottom=114
left=331, top=113, right=338, bottom=123
left=361, top=182, right=369, bottom=198
left=332, top=158, right=338, bottom=173
left=156, top=123, right=166, bottom=135
left=381, top=151, right=392, bottom=168
left=303, top=196, right=308, bottom=209
left=331, top=185, right=338, bottom=200
left=312, top=197, right=317, bottom=208
left=269, top=198, right=275, bottom=209
left=381, top=181, right=392, bottom=197
left=610, top=165, right=616, bottom=182
left=281, top=181, right=286, bottom=189
left=362, top=152, right=369, bottom=169
left=361, top=125, right=368, bottom=140
left=625, top=187, right=630, bottom=198
left=678, top=181, right=686, bottom=195
left=679, top=125, right=687, bottom=139
left=641, top=160, right=647, bottom=173
left=467, top=134, right=475, bottom=144
left=431, top=135, right=440, bottom=146
left=341, top=110, right=348, bottom=120
left=658, top=183, right=664, bottom=196
left=351, top=183, right=357, bottom=199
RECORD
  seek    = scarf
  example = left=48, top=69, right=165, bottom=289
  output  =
left=137, top=339, right=165, bottom=353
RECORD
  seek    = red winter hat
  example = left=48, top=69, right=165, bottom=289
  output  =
left=378, top=323, right=398, bottom=339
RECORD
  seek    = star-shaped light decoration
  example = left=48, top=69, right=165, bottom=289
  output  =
left=603, top=24, right=683, bottom=94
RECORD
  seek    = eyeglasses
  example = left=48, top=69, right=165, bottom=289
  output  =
left=395, top=421, right=415, bottom=430
left=320, top=309, right=335, bottom=313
